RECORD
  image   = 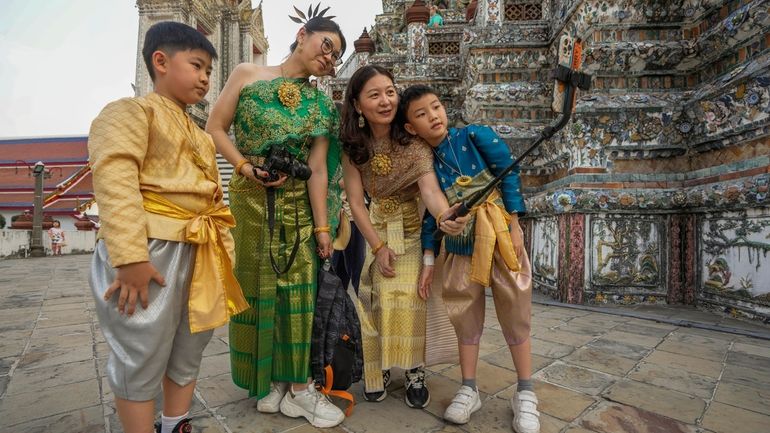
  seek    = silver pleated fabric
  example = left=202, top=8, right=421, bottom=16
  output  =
left=90, top=239, right=213, bottom=401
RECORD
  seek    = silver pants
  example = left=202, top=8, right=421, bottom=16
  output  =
left=90, top=239, right=213, bottom=401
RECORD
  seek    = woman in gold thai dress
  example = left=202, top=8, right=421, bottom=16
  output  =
left=339, top=65, right=467, bottom=408
left=206, top=14, right=348, bottom=429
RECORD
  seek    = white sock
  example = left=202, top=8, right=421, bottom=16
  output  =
left=160, top=412, right=188, bottom=433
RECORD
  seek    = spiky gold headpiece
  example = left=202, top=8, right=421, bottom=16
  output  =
left=289, top=3, right=335, bottom=24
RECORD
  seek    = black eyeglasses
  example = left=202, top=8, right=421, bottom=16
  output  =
left=321, top=37, right=343, bottom=66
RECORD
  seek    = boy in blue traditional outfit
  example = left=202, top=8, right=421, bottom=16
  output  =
left=400, top=85, right=540, bottom=433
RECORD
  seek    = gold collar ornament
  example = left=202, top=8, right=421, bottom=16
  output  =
left=277, top=80, right=302, bottom=110
left=370, top=153, right=392, bottom=176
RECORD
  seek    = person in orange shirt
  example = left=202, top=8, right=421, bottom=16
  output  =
left=88, top=22, right=247, bottom=433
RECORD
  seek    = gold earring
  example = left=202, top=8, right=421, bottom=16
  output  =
left=358, top=113, right=365, bottom=128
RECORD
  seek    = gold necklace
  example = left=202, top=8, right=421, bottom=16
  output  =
left=158, top=95, right=213, bottom=177
left=433, top=133, right=472, bottom=186
left=277, top=63, right=302, bottom=110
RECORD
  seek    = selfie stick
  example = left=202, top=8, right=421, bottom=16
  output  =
left=434, top=36, right=591, bottom=241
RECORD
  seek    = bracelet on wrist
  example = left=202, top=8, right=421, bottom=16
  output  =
left=234, top=159, right=249, bottom=176
left=313, top=226, right=331, bottom=234
left=371, top=240, right=385, bottom=255
left=423, top=254, right=435, bottom=266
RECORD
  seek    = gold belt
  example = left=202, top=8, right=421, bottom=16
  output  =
left=370, top=197, right=419, bottom=255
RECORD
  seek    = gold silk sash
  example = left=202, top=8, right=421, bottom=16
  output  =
left=142, top=191, right=250, bottom=333
left=469, top=190, right=520, bottom=286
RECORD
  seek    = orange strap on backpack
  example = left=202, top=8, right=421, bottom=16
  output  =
left=320, top=365, right=356, bottom=416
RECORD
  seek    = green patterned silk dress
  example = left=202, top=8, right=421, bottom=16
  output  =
left=228, top=77, right=342, bottom=398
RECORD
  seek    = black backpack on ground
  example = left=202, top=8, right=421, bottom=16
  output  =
left=311, top=261, right=363, bottom=413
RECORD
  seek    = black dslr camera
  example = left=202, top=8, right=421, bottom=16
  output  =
left=257, top=146, right=312, bottom=183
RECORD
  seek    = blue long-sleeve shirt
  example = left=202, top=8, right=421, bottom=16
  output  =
left=421, top=124, right=526, bottom=256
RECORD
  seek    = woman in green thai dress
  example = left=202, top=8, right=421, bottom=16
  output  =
left=206, top=14, right=347, bottom=429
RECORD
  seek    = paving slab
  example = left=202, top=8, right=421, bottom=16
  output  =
left=556, top=322, right=611, bottom=338
left=720, top=363, right=770, bottom=389
left=2, top=405, right=105, bottom=433
left=579, top=401, right=697, bottom=433
left=627, top=362, right=717, bottom=399
left=563, top=346, right=639, bottom=377
left=530, top=337, right=575, bottom=358
left=713, top=381, right=770, bottom=415
left=643, top=349, right=723, bottom=378
left=461, top=396, right=519, bottom=433
left=657, top=332, right=731, bottom=361
left=442, top=359, right=519, bottom=396
left=6, top=359, right=97, bottom=395
left=701, top=401, right=770, bottom=433
left=534, top=328, right=597, bottom=347
left=539, top=413, right=569, bottom=433
left=35, top=309, right=91, bottom=329
left=731, top=341, right=770, bottom=358
left=725, top=351, right=770, bottom=372
left=195, top=373, right=249, bottom=408
left=584, top=338, right=650, bottom=360
left=526, top=381, right=595, bottom=422
left=534, top=361, right=618, bottom=395
left=612, top=322, right=674, bottom=338
left=601, top=379, right=706, bottom=424
left=197, top=353, right=232, bottom=379
left=0, top=379, right=101, bottom=426
left=481, top=347, right=553, bottom=373
left=597, top=330, right=664, bottom=348
left=339, top=389, right=446, bottom=433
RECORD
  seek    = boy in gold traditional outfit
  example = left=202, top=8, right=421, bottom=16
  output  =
left=88, top=22, right=248, bottom=433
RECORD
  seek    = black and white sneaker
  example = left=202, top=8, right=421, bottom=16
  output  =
left=363, top=369, right=391, bottom=402
left=155, top=418, right=192, bottom=433
left=404, top=368, right=430, bottom=408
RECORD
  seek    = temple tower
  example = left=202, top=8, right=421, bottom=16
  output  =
left=134, top=0, right=268, bottom=125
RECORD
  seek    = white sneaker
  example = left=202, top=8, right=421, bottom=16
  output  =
left=511, top=390, right=540, bottom=433
left=279, top=383, right=345, bottom=428
left=257, top=382, right=288, bottom=413
left=443, top=385, right=482, bottom=424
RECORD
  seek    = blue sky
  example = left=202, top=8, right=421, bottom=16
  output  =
left=0, top=0, right=382, bottom=138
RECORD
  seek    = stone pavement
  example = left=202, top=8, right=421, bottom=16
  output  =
left=1, top=255, right=769, bottom=433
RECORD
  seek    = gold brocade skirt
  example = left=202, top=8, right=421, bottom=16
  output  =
left=355, top=197, right=427, bottom=392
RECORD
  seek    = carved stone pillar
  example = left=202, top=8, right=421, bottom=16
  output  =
left=405, top=0, right=429, bottom=64
left=667, top=214, right=697, bottom=305
left=558, top=213, right=585, bottom=304
left=476, top=0, right=503, bottom=27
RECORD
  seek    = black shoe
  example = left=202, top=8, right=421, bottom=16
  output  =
left=155, top=418, right=192, bottom=433
left=404, top=368, right=430, bottom=408
left=363, top=370, right=391, bottom=402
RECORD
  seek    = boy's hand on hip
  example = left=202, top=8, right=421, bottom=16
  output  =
left=418, top=265, right=434, bottom=300
left=105, top=261, right=166, bottom=316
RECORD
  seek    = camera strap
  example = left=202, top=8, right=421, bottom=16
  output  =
left=266, top=183, right=302, bottom=275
